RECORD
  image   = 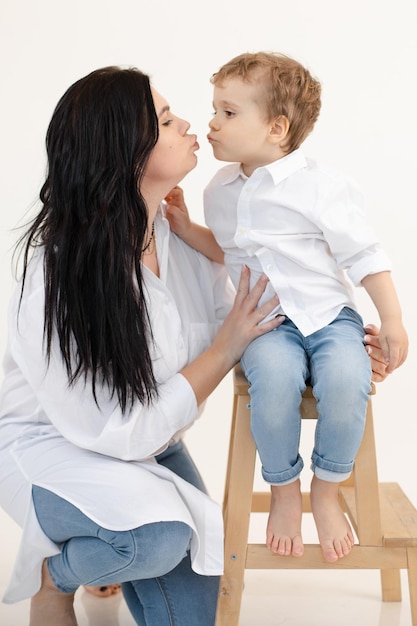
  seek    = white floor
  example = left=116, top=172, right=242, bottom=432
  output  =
left=0, top=508, right=413, bottom=626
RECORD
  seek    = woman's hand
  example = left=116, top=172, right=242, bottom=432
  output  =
left=212, top=266, right=283, bottom=368
left=364, top=324, right=388, bottom=382
left=181, top=266, right=283, bottom=405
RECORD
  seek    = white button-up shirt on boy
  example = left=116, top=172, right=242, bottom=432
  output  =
left=204, top=148, right=391, bottom=337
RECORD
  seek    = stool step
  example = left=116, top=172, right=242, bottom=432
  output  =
left=245, top=544, right=408, bottom=569
left=341, top=482, right=417, bottom=548
left=251, top=491, right=312, bottom=513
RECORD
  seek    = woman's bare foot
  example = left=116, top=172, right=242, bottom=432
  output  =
left=30, top=559, right=77, bottom=626
left=310, top=475, right=354, bottom=563
left=266, top=479, right=304, bottom=557
left=83, top=584, right=122, bottom=598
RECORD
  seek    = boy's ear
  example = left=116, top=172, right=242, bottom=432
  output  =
left=269, top=115, right=290, bottom=143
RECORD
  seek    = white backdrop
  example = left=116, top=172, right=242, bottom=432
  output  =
left=0, top=0, right=416, bottom=513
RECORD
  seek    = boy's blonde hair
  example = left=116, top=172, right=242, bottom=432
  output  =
left=211, top=52, right=321, bottom=154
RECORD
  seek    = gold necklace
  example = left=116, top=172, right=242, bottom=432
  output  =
left=141, top=223, right=155, bottom=253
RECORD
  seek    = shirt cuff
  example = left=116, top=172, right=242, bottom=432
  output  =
left=347, top=249, right=392, bottom=286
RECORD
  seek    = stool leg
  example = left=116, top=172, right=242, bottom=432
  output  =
left=353, top=399, right=402, bottom=602
left=216, top=392, right=256, bottom=626
left=222, top=392, right=239, bottom=523
left=380, top=569, right=402, bottom=602
left=353, top=399, right=382, bottom=544
left=407, top=548, right=417, bottom=625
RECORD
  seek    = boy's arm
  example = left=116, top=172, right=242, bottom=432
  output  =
left=361, top=271, right=408, bottom=373
left=180, top=223, right=224, bottom=265
left=165, top=186, right=224, bottom=264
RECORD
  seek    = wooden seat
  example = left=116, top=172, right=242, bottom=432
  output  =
left=215, top=366, right=417, bottom=625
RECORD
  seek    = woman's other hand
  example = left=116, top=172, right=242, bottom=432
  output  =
left=213, top=266, right=283, bottom=367
left=364, top=324, right=388, bottom=382
left=181, top=266, right=283, bottom=405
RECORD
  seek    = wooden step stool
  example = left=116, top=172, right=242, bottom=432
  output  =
left=215, top=366, right=417, bottom=625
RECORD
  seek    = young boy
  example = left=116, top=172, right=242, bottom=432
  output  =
left=165, top=52, right=408, bottom=563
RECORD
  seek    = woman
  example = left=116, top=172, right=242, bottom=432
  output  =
left=0, top=66, right=385, bottom=626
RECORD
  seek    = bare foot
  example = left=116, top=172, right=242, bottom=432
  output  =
left=30, top=559, right=77, bottom=626
left=310, top=475, right=354, bottom=563
left=266, top=479, right=304, bottom=557
left=83, top=584, right=122, bottom=598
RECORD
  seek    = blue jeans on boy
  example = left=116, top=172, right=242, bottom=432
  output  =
left=32, top=440, right=219, bottom=626
left=240, top=307, right=372, bottom=486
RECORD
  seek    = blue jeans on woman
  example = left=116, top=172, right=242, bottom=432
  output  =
left=32, top=440, right=219, bottom=626
left=240, top=307, right=372, bottom=486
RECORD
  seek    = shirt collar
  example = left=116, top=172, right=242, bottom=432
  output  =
left=220, top=148, right=307, bottom=186
left=220, top=163, right=243, bottom=185
left=265, top=148, right=307, bottom=185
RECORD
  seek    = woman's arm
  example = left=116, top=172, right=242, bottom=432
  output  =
left=12, top=259, right=282, bottom=460
left=165, top=186, right=224, bottom=264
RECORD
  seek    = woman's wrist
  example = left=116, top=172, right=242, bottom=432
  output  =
left=180, top=344, right=236, bottom=406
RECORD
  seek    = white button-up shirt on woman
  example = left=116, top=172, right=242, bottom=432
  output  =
left=0, top=206, right=234, bottom=603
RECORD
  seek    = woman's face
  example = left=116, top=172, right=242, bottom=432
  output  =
left=142, top=88, right=199, bottom=200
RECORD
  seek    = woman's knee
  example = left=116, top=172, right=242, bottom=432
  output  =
left=124, top=521, right=192, bottom=579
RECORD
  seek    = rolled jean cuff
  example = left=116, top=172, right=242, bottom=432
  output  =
left=261, top=455, right=304, bottom=486
left=311, top=452, right=353, bottom=483
left=47, top=560, right=78, bottom=595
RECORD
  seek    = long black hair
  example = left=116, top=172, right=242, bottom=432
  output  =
left=19, top=66, right=159, bottom=412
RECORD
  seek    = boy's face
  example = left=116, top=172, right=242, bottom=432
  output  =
left=208, top=78, right=274, bottom=176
